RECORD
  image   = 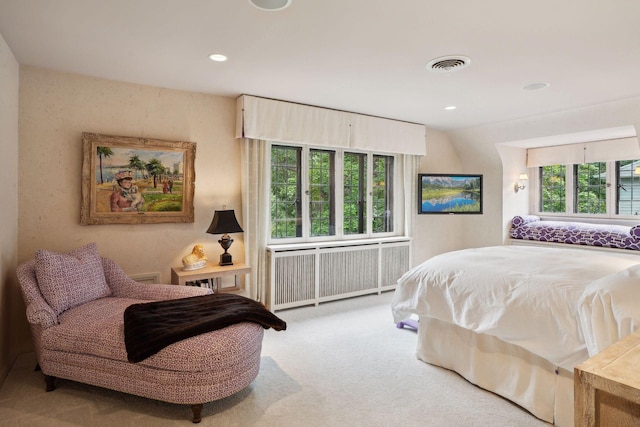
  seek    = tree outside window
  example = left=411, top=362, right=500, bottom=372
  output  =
left=344, top=152, right=366, bottom=235
left=271, top=145, right=302, bottom=238
left=539, top=160, right=640, bottom=217
left=574, top=162, right=607, bottom=214
left=540, top=165, right=566, bottom=213
left=270, top=144, right=396, bottom=241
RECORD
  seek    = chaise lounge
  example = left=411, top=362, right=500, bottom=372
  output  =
left=16, top=243, right=274, bottom=423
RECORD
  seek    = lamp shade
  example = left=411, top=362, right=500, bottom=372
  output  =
left=206, top=210, right=244, bottom=235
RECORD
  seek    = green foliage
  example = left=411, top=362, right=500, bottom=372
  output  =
left=422, top=187, right=469, bottom=200
left=145, top=158, right=166, bottom=188
left=372, top=155, right=392, bottom=233
left=270, top=146, right=394, bottom=238
left=541, top=163, right=608, bottom=214
left=271, top=146, right=301, bottom=238
left=309, top=150, right=333, bottom=236
left=143, top=192, right=182, bottom=212
left=128, top=154, right=146, bottom=179
left=575, top=162, right=606, bottom=214
left=343, top=152, right=366, bottom=234
left=541, top=165, right=566, bottom=212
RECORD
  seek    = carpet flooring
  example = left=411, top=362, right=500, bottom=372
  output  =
left=0, top=291, right=549, bottom=426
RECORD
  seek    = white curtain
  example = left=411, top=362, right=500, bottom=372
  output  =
left=401, top=154, right=419, bottom=239
left=240, top=138, right=270, bottom=303
left=237, top=95, right=426, bottom=300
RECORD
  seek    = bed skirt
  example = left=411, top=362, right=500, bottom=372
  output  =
left=416, top=316, right=573, bottom=426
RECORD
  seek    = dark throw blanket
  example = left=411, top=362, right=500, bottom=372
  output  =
left=123, top=293, right=286, bottom=362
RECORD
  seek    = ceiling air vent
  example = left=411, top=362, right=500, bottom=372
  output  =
left=426, top=55, right=471, bottom=72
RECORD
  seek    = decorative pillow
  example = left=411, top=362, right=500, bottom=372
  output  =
left=511, top=215, right=541, bottom=228
left=35, top=242, right=111, bottom=316
left=630, top=224, right=640, bottom=240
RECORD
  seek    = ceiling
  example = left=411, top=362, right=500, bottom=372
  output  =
left=1, top=0, right=640, bottom=131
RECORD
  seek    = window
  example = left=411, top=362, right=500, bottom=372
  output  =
left=372, top=155, right=394, bottom=233
left=343, top=152, right=366, bottom=235
left=270, top=145, right=302, bottom=238
left=617, top=161, right=640, bottom=215
left=270, top=144, right=396, bottom=241
left=574, top=162, right=606, bottom=214
left=537, top=160, right=640, bottom=217
left=540, top=165, right=566, bottom=213
left=309, top=149, right=335, bottom=237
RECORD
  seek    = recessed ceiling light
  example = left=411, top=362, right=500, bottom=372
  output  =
left=522, top=82, right=549, bottom=91
left=444, top=106, right=457, bottom=110
left=249, top=0, right=292, bottom=11
left=209, top=54, right=228, bottom=62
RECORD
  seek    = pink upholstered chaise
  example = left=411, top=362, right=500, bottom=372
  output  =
left=17, top=243, right=265, bottom=423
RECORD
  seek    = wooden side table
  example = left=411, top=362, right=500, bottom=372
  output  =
left=575, top=330, right=640, bottom=426
left=171, top=263, right=251, bottom=293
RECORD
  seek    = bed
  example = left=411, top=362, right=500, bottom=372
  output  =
left=391, top=245, right=640, bottom=426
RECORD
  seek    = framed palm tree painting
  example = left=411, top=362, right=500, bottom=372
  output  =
left=81, top=132, right=196, bottom=225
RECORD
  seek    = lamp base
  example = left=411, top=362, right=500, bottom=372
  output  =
left=219, top=252, right=233, bottom=266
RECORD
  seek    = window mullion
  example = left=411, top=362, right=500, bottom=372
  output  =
left=301, top=146, right=310, bottom=240
left=366, top=153, right=373, bottom=236
left=566, top=165, right=574, bottom=214
left=335, top=150, right=344, bottom=238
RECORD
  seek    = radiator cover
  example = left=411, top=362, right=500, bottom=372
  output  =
left=266, top=238, right=410, bottom=311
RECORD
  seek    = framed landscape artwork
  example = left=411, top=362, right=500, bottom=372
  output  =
left=81, top=132, right=196, bottom=225
left=418, top=173, right=483, bottom=214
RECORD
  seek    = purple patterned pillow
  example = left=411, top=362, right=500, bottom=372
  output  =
left=631, top=225, right=640, bottom=240
left=35, top=242, right=111, bottom=316
left=511, top=215, right=541, bottom=228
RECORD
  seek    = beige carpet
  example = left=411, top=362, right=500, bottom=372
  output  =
left=0, top=292, right=549, bottom=426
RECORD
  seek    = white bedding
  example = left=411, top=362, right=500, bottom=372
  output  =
left=579, top=263, right=640, bottom=356
left=391, top=245, right=640, bottom=371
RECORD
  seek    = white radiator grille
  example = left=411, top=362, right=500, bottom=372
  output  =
left=381, top=244, right=411, bottom=287
left=267, top=238, right=410, bottom=310
left=319, top=247, right=378, bottom=297
left=274, top=252, right=316, bottom=305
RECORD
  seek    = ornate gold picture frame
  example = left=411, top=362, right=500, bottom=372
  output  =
left=81, top=132, right=196, bottom=225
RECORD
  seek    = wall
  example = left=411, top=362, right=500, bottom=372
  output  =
left=412, top=128, right=464, bottom=265
left=16, top=67, right=243, bottom=352
left=0, top=34, right=20, bottom=383
left=447, top=96, right=640, bottom=249
left=12, top=66, right=467, bottom=360
left=496, top=144, right=529, bottom=240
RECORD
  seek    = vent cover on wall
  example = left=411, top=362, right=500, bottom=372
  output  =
left=426, top=55, right=472, bottom=72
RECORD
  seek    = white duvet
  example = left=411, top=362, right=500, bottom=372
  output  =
left=391, top=245, right=640, bottom=371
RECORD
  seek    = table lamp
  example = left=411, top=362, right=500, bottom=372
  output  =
left=206, top=209, right=244, bottom=266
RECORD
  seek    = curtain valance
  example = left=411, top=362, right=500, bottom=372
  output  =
left=236, top=95, right=426, bottom=155
left=527, top=137, right=640, bottom=167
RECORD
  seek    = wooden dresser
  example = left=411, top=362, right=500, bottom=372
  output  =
left=575, top=330, right=640, bottom=426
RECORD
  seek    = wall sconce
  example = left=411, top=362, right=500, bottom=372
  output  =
left=634, top=166, right=640, bottom=176
left=206, top=209, right=244, bottom=266
left=514, top=173, right=528, bottom=193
